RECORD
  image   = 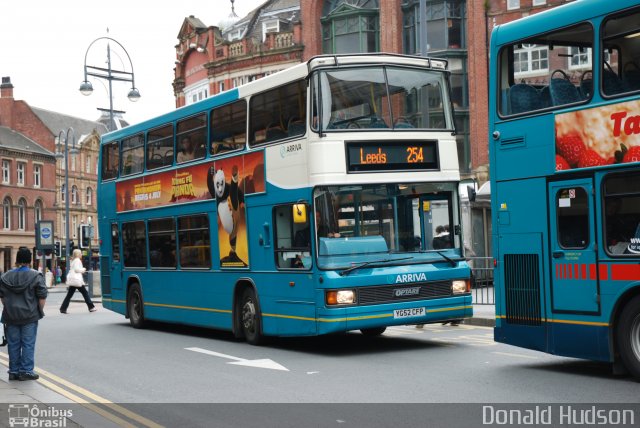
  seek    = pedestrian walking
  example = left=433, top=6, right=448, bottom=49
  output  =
left=0, top=247, right=48, bottom=381
left=59, top=249, right=97, bottom=314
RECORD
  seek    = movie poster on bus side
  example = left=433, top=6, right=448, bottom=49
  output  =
left=211, top=151, right=265, bottom=268
left=555, top=99, right=640, bottom=171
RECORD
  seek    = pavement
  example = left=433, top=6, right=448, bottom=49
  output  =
left=0, top=290, right=494, bottom=426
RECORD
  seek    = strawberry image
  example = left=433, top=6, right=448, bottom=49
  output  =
left=622, top=146, right=640, bottom=163
left=556, top=133, right=586, bottom=166
left=577, top=149, right=607, bottom=168
left=555, top=155, right=571, bottom=171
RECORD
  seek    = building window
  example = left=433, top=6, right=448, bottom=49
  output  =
left=33, top=164, right=41, bottom=188
left=2, top=197, right=11, bottom=229
left=71, top=185, right=78, bottom=205
left=17, top=198, right=26, bottom=231
left=86, top=156, right=91, bottom=173
left=262, top=20, right=280, bottom=41
left=568, top=46, right=592, bottom=70
left=34, top=200, right=42, bottom=224
left=71, top=154, right=76, bottom=171
left=532, top=0, right=546, bottom=5
left=402, top=1, right=466, bottom=54
left=17, top=162, right=25, bottom=186
left=72, top=215, right=77, bottom=238
left=61, top=184, right=66, bottom=203
left=62, top=217, right=67, bottom=239
left=507, top=0, right=520, bottom=10
left=184, top=82, right=209, bottom=106
left=86, top=187, right=93, bottom=206
left=514, top=44, right=549, bottom=76
left=322, top=0, right=380, bottom=54
left=2, top=160, right=10, bottom=184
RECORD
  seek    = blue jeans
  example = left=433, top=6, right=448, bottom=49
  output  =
left=6, top=322, right=38, bottom=375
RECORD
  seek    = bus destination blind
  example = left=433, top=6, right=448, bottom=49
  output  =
left=346, top=141, right=439, bottom=172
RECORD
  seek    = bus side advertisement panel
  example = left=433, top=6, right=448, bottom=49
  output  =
left=555, top=100, right=640, bottom=171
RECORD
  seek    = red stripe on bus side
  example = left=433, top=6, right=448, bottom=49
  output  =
left=611, top=264, right=640, bottom=281
left=581, top=264, right=586, bottom=280
left=599, top=264, right=608, bottom=281
left=589, top=264, right=596, bottom=280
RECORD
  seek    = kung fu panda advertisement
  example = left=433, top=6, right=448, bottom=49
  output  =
left=116, top=151, right=265, bottom=268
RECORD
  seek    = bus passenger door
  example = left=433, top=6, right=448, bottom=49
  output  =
left=108, top=222, right=123, bottom=290
left=548, top=180, right=599, bottom=313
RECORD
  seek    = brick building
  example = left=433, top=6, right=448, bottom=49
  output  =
left=0, top=77, right=106, bottom=272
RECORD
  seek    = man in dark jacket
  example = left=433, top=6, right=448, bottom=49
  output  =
left=0, top=247, right=47, bottom=381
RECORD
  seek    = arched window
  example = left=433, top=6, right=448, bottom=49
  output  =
left=34, top=199, right=43, bottom=224
left=18, top=198, right=26, bottom=231
left=86, top=187, right=93, bottom=206
left=322, top=0, right=379, bottom=54
left=71, top=185, right=78, bottom=205
left=2, top=197, right=11, bottom=230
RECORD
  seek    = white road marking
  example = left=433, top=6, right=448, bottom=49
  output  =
left=185, top=347, right=289, bottom=371
left=492, top=351, right=540, bottom=360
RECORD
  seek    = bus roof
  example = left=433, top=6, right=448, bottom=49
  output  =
left=101, top=53, right=448, bottom=143
left=492, top=0, right=639, bottom=48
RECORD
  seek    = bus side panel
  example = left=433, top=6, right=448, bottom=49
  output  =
left=493, top=115, right=555, bottom=182
left=494, top=178, right=549, bottom=353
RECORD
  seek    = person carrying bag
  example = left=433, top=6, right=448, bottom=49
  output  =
left=60, top=249, right=96, bottom=314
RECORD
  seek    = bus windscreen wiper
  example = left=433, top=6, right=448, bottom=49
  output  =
left=339, top=256, right=414, bottom=276
left=435, top=251, right=457, bottom=267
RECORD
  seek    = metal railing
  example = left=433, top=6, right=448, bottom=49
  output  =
left=467, top=257, right=494, bottom=305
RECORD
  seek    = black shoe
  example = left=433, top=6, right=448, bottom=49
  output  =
left=60, top=309, right=68, bottom=314
left=8, top=373, right=19, bottom=381
left=18, top=372, right=39, bottom=381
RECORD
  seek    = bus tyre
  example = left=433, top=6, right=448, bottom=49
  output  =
left=128, top=283, right=146, bottom=329
left=617, top=295, right=640, bottom=381
left=361, top=327, right=386, bottom=337
left=241, top=288, right=264, bottom=345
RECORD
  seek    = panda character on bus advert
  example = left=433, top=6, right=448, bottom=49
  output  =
left=208, top=165, right=246, bottom=266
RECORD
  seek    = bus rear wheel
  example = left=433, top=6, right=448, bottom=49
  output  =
left=128, top=283, right=146, bottom=329
left=617, top=295, right=640, bottom=381
left=241, top=288, right=264, bottom=345
left=361, top=327, right=386, bottom=337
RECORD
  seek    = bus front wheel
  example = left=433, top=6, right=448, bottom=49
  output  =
left=128, top=283, right=146, bottom=329
left=617, top=295, right=640, bottom=381
left=241, top=288, right=264, bottom=345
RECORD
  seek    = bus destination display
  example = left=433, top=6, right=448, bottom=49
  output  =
left=347, top=141, right=439, bottom=172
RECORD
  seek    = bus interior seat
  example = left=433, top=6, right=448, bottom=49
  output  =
left=164, top=150, right=174, bottom=165
left=549, top=70, right=581, bottom=106
left=539, top=85, right=551, bottom=107
left=394, top=117, right=414, bottom=128
left=623, top=62, right=640, bottom=91
left=509, top=83, right=543, bottom=114
left=287, top=117, right=306, bottom=137
left=579, top=70, right=593, bottom=99
left=265, top=124, right=287, bottom=142
left=368, top=116, right=389, bottom=128
left=603, top=63, right=626, bottom=95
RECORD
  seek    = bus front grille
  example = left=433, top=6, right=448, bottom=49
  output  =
left=357, top=281, right=452, bottom=305
left=504, top=254, right=542, bottom=326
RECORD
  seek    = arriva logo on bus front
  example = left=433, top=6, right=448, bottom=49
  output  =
left=394, top=273, right=427, bottom=284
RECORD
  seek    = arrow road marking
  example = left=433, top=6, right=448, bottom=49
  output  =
left=185, top=347, right=289, bottom=371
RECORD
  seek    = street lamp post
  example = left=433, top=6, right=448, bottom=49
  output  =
left=56, top=128, right=78, bottom=280
left=79, top=36, right=141, bottom=131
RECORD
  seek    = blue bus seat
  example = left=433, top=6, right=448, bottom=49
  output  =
left=287, top=117, right=305, bottom=137
left=603, top=68, right=625, bottom=95
left=509, top=83, right=543, bottom=114
left=549, top=72, right=581, bottom=106
left=623, top=62, right=640, bottom=91
left=539, top=85, right=551, bottom=107
left=265, top=124, right=287, bottom=142
left=368, top=116, right=389, bottom=128
left=318, top=235, right=388, bottom=256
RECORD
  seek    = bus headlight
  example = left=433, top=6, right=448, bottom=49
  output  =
left=326, top=290, right=356, bottom=305
left=452, top=280, right=470, bottom=294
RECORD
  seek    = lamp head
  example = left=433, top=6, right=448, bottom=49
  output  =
left=79, top=80, right=93, bottom=96
left=127, top=87, right=141, bottom=102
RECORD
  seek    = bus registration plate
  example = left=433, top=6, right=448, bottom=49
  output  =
left=394, top=307, right=425, bottom=319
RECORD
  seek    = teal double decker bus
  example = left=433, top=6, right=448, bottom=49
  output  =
left=490, top=0, right=640, bottom=379
left=98, top=54, right=472, bottom=345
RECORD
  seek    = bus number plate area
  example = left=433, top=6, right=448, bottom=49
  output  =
left=393, top=307, right=426, bottom=319
left=346, top=141, right=439, bottom=172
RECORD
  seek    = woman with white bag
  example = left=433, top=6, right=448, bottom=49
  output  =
left=60, top=249, right=96, bottom=314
